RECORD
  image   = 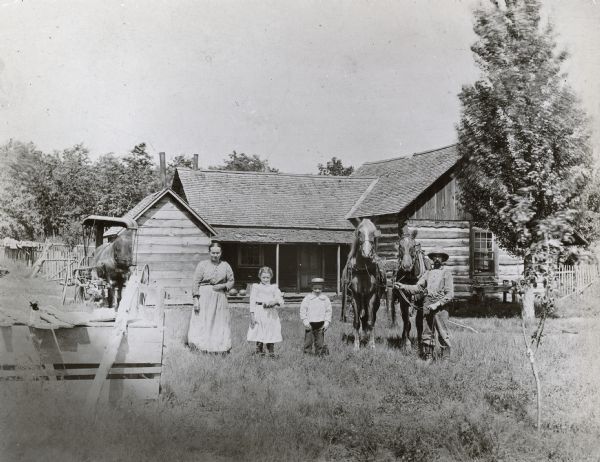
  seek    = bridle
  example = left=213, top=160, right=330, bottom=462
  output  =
left=394, top=237, right=427, bottom=314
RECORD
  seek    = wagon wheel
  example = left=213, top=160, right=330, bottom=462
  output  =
left=138, top=264, right=151, bottom=307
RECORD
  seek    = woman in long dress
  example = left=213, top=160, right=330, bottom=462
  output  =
left=188, top=242, right=235, bottom=353
left=247, top=266, right=284, bottom=356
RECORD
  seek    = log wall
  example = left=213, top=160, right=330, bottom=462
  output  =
left=135, top=196, right=211, bottom=305
left=375, top=216, right=472, bottom=299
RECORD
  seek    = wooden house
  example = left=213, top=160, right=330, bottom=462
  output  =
left=347, top=145, right=523, bottom=299
left=107, top=188, right=216, bottom=305
left=172, top=169, right=377, bottom=294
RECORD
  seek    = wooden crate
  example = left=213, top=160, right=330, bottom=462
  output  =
left=0, top=320, right=164, bottom=403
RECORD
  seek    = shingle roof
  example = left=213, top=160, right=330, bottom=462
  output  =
left=213, top=226, right=353, bottom=244
left=175, top=169, right=377, bottom=230
left=347, top=145, right=460, bottom=218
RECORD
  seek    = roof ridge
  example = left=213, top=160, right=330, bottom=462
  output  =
left=360, top=143, right=457, bottom=166
left=178, top=168, right=377, bottom=180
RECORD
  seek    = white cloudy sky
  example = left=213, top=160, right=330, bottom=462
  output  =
left=0, top=0, right=598, bottom=173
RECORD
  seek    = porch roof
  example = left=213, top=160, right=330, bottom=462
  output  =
left=213, top=226, right=353, bottom=244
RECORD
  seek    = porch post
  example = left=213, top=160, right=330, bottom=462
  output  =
left=337, top=244, right=341, bottom=295
left=275, top=244, right=280, bottom=285
left=95, top=223, right=104, bottom=248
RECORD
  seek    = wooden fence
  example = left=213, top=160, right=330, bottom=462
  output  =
left=2, top=242, right=93, bottom=281
left=555, top=263, right=600, bottom=298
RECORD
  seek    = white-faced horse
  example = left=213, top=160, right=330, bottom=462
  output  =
left=341, top=218, right=386, bottom=350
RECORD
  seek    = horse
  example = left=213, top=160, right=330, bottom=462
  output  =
left=341, top=218, right=386, bottom=351
left=91, top=229, right=136, bottom=309
left=388, top=226, right=430, bottom=349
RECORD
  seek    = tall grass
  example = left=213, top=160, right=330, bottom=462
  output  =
left=1, top=262, right=599, bottom=461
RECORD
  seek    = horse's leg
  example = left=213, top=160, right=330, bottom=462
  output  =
left=341, top=283, right=347, bottom=322
left=352, top=295, right=360, bottom=351
left=387, top=288, right=396, bottom=327
left=400, top=296, right=412, bottom=349
left=367, top=292, right=378, bottom=349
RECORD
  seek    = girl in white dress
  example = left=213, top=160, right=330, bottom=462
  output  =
left=247, top=266, right=284, bottom=356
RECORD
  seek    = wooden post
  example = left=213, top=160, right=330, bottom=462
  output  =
left=336, top=244, right=341, bottom=295
left=275, top=244, right=280, bottom=286
left=85, top=268, right=143, bottom=414
left=95, top=223, right=104, bottom=249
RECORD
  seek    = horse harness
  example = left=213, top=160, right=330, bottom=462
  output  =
left=393, top=245, right=429, bottom=314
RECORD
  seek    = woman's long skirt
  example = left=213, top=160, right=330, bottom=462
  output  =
left=187, top=285, right=231, bottom=352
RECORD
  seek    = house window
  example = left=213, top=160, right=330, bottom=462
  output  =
left=238, top=245, right=262, bottom=267
left=472, top=229, right=495, bottom=274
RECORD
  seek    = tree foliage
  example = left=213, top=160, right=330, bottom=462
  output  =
left=317, top=157, right=354, bottom=176
left=210, top=150, right=278, bottom=172
left=0, top=141, right=161, bottom=243
left=457, top=0, right=592, bottom=261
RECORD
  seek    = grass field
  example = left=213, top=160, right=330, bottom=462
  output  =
left=1, top=259, right=599, bottom=461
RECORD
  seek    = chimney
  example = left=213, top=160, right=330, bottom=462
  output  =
left=159, top=152, right=167, bottom=189
left=193, top=154, right=199, bottom=170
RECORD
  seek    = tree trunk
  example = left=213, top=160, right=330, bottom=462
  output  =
left=522, top=255, right=535, bottom=321
left=522, top=286, right=535, bottom=321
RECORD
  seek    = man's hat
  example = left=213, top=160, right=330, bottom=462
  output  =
left=427, top=248, right=449, bottom=262
left=311, top=277, right=325, bottom=285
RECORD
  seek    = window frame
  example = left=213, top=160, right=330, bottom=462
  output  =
left=238, top=244, right=264, bottom=268
left=471, top=227, right=498, bottom=276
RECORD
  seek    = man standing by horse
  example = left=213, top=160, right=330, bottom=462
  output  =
left=395, top=247, right=454, bottom=362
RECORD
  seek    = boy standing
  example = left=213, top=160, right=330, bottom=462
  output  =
left=300, top=277, right=332, bottom=356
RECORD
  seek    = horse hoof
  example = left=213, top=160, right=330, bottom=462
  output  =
left=353, top=343, right=360, bottom=352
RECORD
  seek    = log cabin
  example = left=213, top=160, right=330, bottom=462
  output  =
left=347, top=144, right=523, bottom=299
left=172, top=168, right=377, bottom=295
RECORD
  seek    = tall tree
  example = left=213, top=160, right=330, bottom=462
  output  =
left=457, top=0, right=593, bottom=429
left=120, top=143, right=161, bottom=210
left=210, top=150, right=278, bottom=172
left=317, top=157, right=354, bottom=176
left=458, top=0, right=592, bottom=312
left=0, top=140, right=44, bottom=239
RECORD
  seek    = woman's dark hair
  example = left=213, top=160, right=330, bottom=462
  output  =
left=209, top=242, right=222, bottom=251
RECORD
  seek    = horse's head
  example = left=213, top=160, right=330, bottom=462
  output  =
left=397, top=227, right=419, bottom=274
left=356, top=218, right=379, bottom=260
left=112, top=228, right=135, bottom=269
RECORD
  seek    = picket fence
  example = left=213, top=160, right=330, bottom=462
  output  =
left=554, top=263, right=600, bottom=299
left=2, top=242, right=94, bottom=282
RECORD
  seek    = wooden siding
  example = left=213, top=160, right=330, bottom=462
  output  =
left=497, top=247, right=524, bottom=284
left=135, top=195, right=211, bottom=305
left=407, top=176, right=469, bottom=221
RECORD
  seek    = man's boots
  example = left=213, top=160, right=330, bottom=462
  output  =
left=440, top=345, right=451, bottom=360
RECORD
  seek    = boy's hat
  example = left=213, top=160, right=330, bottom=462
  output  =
left=311, top=277, right=325, bottom=285
left=427, top=247, right=449, bottom=262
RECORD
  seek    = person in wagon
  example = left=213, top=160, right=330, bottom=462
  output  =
left=247, top=266, right=284, bottom=357
left=188, top=242, right=235, bottom=353
left=395, top=247, right=454, bottom=361
left=300, top=277, right=332, bottom=356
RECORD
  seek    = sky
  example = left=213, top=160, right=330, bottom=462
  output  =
left=0, top=0, right=598, bottom=173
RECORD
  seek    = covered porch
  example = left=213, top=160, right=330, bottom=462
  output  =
left=215, top=227, right=352, bottom=295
